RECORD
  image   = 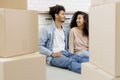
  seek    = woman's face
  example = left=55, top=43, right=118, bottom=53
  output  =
left=76, top=14, right=85, bottom=28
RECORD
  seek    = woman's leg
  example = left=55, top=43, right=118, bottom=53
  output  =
left=76, top=51, right=89, bottom=57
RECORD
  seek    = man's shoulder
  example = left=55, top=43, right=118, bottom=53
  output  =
left=41, top=25, right=53, bottom=31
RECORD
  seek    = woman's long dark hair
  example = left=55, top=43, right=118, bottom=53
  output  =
left=70, top=11, right=89, bottom=36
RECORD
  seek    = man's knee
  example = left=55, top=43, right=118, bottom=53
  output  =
left=68, top=61, right=81, bottom=73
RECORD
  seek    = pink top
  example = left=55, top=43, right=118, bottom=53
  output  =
left=69, top=27, right=89, bottom=54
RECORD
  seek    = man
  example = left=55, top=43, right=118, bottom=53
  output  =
left=39, top=5, right=89, bottom=73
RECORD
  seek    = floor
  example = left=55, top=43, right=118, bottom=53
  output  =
left=46, top=65, right=81, bottom=80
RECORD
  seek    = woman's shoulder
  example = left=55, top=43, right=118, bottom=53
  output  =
left=70, top=27, right=77, bottom=32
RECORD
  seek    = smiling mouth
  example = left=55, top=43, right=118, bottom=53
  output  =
left=77, top=22, right=81, bottom=24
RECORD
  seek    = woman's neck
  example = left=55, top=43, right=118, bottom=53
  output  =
left=77, top=25, right=83, bottom=30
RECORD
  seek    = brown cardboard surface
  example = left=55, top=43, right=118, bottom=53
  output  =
left=89, top=2, right=120, bottom=77
left=116, top=2, right=120, bottom=77
left=81, top=63, right=120, bottom=80
left=0, top=52, right=46, bottom=80
left=0, top=8, right=38, bottom=57
left=0, top=0, right=27, bottom=9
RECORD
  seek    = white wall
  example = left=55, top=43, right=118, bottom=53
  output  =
left=28, top=0, right=91, bottom=12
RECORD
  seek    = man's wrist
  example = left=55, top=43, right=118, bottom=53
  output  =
left=50, top=52, right=54, bottom=57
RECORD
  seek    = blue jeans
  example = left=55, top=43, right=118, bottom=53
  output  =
left=76, top=51, right=89, bottom=57
left=50, top=50, right=89, bottom=73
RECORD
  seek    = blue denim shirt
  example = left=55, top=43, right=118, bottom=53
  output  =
left=39, top=22, right=69, bottom=64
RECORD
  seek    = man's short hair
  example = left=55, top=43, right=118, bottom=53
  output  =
left=49, top=5, right=65, bottom=20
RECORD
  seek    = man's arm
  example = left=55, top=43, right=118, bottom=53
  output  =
left=39, top=27, right=64, bottom=57
left=39, top=28, right=52, bottom=57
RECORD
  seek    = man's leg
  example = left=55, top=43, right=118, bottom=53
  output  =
left=50, top=56, right=81, bottom=73
left=50, top=56, right=72, bottom=68
left=61, top=50, right=89, bottom=63
left=60, top=50, right=89, bottom=63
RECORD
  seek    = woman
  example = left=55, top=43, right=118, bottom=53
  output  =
left=69, top=11, right=89, bottom=57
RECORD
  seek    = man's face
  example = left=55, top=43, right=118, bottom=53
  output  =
left=55, top=10, right=66, bottom=23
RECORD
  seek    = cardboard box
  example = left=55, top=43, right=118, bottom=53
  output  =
left=0, top=8, right=38, bottom=58
left=0, top=52, right=46, bottom=80
left=81, top=63, right=120, bottom=80
left=91, top=0, right=120, bottom=6
left=89, top=2, right=120, bottom=77
left=0, top=0, right=27, bottom=9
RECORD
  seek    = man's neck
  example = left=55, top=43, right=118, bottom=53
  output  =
left=54, top=21, right=62, bottom=29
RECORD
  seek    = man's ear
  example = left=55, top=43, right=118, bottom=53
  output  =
left=55, top=14, right=58, bottom=18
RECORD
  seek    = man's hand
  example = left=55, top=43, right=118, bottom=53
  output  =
left=51, top=52, right=64, bottom=57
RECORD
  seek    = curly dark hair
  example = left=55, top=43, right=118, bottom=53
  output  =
left=70, top=11, right=89, bottom=36
left=49, top=5, right=65, bottom=20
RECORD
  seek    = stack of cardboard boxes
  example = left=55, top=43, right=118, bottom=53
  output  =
left=0, top=1, right=46, bottom=80
left=0, top=0, right=27, bottom=9
left=81, top=0, right=120, bottom=80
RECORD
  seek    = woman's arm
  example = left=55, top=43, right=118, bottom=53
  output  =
left=69, top=29, right=75, bottom=53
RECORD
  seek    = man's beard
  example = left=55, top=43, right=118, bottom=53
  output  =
left=61, top=20, right=65, bottom=23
